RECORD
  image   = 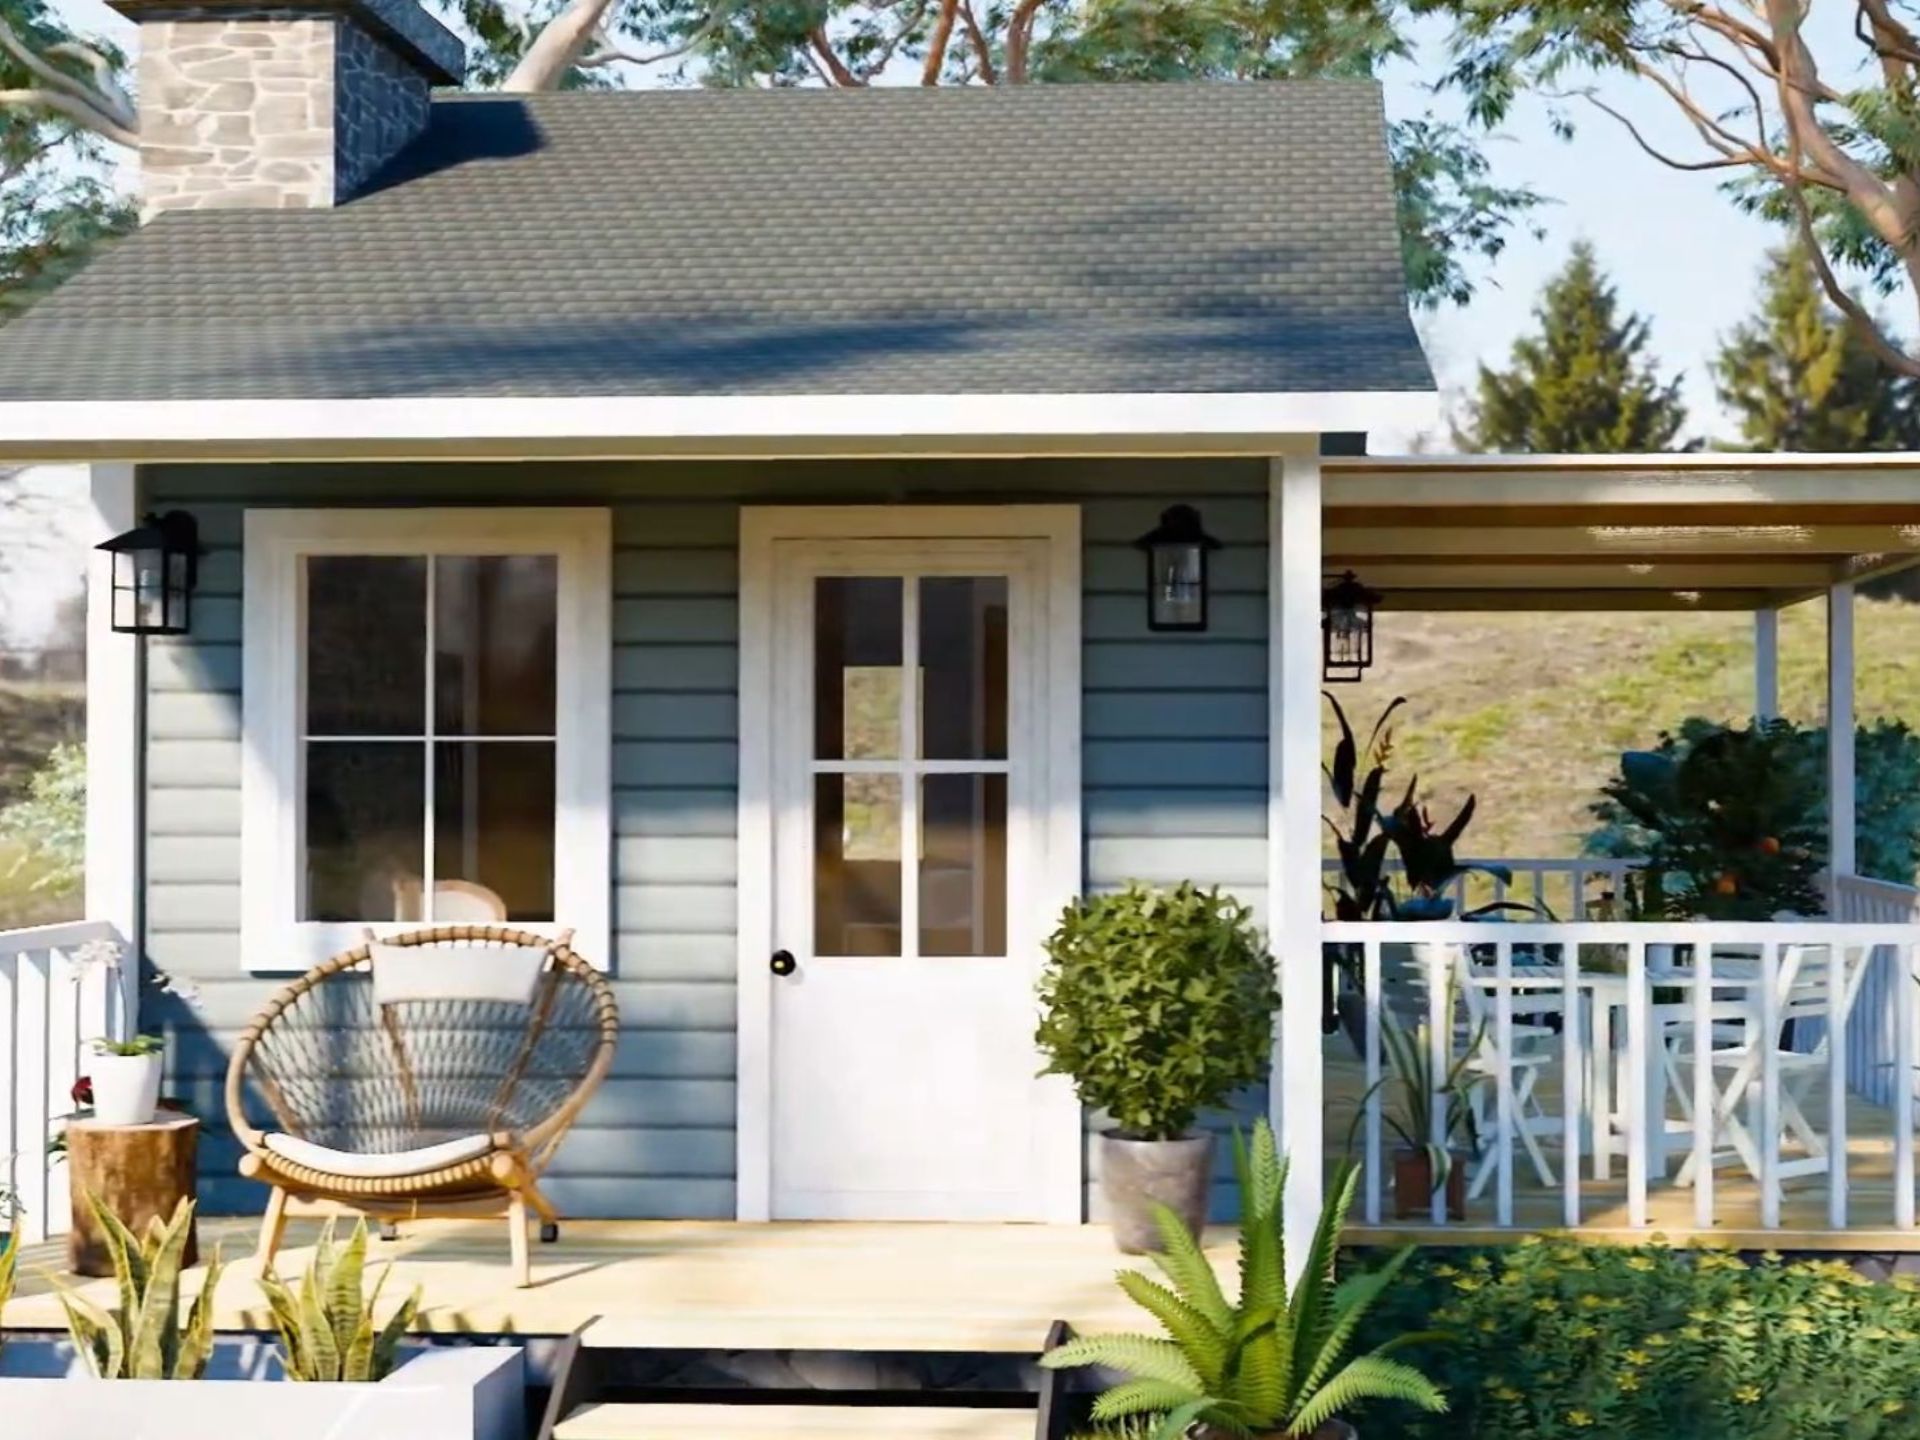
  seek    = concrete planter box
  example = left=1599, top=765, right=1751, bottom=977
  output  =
left=0, top=1336, right=523, bottom=1440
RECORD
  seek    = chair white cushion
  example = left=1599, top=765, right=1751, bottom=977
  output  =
left=263, top=1131, right=496, bottom=1179
left=369, top=941, right=551, bottom=1006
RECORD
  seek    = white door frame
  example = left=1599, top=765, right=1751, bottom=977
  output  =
left=736, top=504, right=1083, bottom=1223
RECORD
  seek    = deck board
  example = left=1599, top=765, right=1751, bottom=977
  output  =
left=555, top=1403, right=1035, bottom=1439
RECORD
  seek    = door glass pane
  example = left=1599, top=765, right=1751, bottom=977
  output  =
left=435, top=556, right=558, bottom=737
left=919, top=577, right=1009, bottom=760
left=815, top=577, right=902, bottom=760
left=434, top=742, right=556, bottom=922
left=304, top=742, right=424, bottom=921
left=306, top=557, right=427, bottom=736
left=920, top=774, right=1007, bottom=957
left=815, top=774, right=901, bottom=956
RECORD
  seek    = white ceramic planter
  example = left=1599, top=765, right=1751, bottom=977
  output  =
left=0, top=1337, right=524, bottom=1440
left=89, top=1051, right=163, bottom=1126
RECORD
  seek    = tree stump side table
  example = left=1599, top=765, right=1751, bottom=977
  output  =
left=66, top=1113, right=200, bottom=1277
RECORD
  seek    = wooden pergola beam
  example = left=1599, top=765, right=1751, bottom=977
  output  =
left=1343, top=560, right=1838, bottom=590
left=1326, top=524, right=1920, bottom=558
left=1325, top=457, right=1920, bottom=508
left=1381, top=588, right=1782, bottom=613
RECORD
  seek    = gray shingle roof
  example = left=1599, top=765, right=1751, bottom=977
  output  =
left=0, top=81, right=1433, bottom=402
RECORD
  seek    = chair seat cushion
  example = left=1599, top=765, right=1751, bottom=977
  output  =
left=263, top=1131, right=496, bottom=1179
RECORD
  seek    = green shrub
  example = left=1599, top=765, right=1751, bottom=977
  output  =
left=1359, top=1238, right=1920, bottom=1439
left=1035, top=882, right=1276, bottom=1140
left=0, top=741, right=84, bottom=897
left=1588, top=716, right=1920, bottom=898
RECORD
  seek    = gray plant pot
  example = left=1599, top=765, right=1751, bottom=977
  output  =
left=1099, top=1130, right=1214, bottom=1254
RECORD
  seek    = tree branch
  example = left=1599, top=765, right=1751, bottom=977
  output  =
left=810, top=26, right=863, bottom=86
left=958, top=0, right=997, bottom=84
left=576, top=12, right=723, bottom=72
left=501, top=0, right=619, bottom=91
left=0, top=18, right=136, bottom=146
left=1578, top=89, right=1757, bottom=171
left=857, top=0, right=931, bottom=82
left=1004, top=0, right=1044, bottom=83
left=921, top=0, right=959, bottom=84
left=1785, top=171, right=1920, bottom=377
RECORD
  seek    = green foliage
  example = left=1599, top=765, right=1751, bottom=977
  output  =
left=1348, top=1000, right=1484, bottom=1191
left=0, top=1228, right=16, bottom=1358
left=1588, top=718, right=1826, bottom=920
left=1589, top=715, right=1920, bottom=904
left=1035, top=882, right=1276, bottom=1141
left=1359, top=1239, right=1920, bottom=1440
left=93, top=1033, right=166, bottom=1058
left=0, top=741, right=84, bottom=896
left=1712, top=245, right=1918, bottom=453
left=1324, top=692, right=1516, bottom=922
left=56, top=1192, right=224, bottom=1380
left=1043, top=1122, right=1448, bottom=1439
left=1453, top=241, right=1688, bottom=454
left=258, top=1218, right=421, bottom=1382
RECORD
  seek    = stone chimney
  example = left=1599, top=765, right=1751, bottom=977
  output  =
left=108, top=0, right=465, bottom=214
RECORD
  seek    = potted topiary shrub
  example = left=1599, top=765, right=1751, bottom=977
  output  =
left=88, top=1034, right=166, bottom=1127
left=1042, top=1121, right=1449, bottom=1438
left=1035, top=882, right=1277, bottom=1253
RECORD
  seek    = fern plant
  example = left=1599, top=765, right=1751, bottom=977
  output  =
left=56, top=1192, right=224, bottom=1379
left=257, top=1218, right=421, bottom=1382
left=1042, top=1121, right=1447, bottom=1439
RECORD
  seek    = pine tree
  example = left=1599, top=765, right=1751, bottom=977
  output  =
left=1712, top=245, right=1916, bottom=452
left=1455, top=242, right=1688, bottom=453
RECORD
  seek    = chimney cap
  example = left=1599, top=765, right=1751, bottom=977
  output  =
left=108, top=0, right=465, bottom=84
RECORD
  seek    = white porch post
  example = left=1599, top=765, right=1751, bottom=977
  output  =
left=1828, top=582, right=1857, bottom=901
left=85, top=462, right=142, bottom=1038
left=1754, top=607, right=1779, bottom=723
left=1270, top=450, right=1323, bottom=1272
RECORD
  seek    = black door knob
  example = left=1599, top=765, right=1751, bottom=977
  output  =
left=770, top=949, right=797, bottom=977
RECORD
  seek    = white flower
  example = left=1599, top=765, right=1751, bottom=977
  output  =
left=65, top=938, right=123, bottom=983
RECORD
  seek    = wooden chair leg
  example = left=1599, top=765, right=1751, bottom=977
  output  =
left=508, top=1193, right=531, bottom=1289
left=524, top=1182, right=560, bottom=1241
left=256, top=1186, right=291, bottom=1273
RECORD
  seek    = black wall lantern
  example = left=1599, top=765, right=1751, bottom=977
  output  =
left=98, top=510, right=199, bottom=636
left=1321, top=570, right=1381, bottom=683
left=1135, top=504, right=1221, bottom=632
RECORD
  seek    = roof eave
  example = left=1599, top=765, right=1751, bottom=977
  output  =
left=0, top=390, right=1440, bottom=463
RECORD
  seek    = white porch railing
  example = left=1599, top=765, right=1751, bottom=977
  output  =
left=1832, top=873, right=1920, bottom=1109
left=1322, top=857, right=1639, bottom=921
left=1324, top=919, right=1920, bottom=1234
left=1, top=920, right=133, bottom=1244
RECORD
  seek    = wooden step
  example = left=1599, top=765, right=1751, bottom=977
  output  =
left=555, top=1402, right=1036, bottom=1440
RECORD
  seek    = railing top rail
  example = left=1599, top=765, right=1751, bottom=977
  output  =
left=1319, top=856, right=1641, bottom=868
left=1833, top=872, right=1920, bottom=901
left=0, top=918, right=120, bottom=959
left=1322, top=919, right=1920, bottom=945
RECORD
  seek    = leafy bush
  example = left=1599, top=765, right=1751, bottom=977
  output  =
left=1589, top=717, right=1920, bottom=900
left=0, top=740, right=84, bottom=896
left=1044, top=1124, right=1447, bottom=1439
left=1035, top=882, right=1275, bottom=1140
left=1359, top=1238, right=1920, bottom=1439
left=259, top=1218, right=421, bottom=1382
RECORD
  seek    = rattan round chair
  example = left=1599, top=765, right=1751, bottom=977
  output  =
left=225, top=925, right=620, bottom=1288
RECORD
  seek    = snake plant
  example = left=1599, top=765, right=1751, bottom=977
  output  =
left=0, top=1229, right=17, bottom=1357
left=1042, top=1121, right=1448, bottom=1439
left=56, top=1191, right=223, bottom=1379
left=257, top=1218, right=420, bottom=1382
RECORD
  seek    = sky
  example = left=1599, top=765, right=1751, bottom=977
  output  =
left=9, top=0, right=1891, bottom=615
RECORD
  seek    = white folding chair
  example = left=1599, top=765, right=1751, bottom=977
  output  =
left=1451, top=948, right=1563, bottom=1197
left=1670, top=943, right=1871, bottom=1185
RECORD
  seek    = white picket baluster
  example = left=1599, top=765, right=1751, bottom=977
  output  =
left=1363, top=939, right=1383, bottom=1225
left=1626, top=939, right=1649, bottom=1228
left=1692, top=943, right=1715, bottom=1231
left=1829, top=942, right=1851, bottom=1230
left=1427, top=942, right=1449, bottom=1226
left=1562, top=939, right=1583, bottom=1229
left=1494, top=939, right=1514, bottom=1226
left=1759, top=943, right=1783, bottom=1230
left=1898, top=939, right=1917, bottom=1230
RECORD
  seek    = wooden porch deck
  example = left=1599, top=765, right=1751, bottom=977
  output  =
left=2, top=1216, right=1239, bottom=1351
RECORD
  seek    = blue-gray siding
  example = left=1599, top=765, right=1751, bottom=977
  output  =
left=140, top=458, right=1270, bottom=1220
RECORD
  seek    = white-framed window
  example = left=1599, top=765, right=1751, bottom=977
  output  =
left=241, top=509, right=611, bottom=971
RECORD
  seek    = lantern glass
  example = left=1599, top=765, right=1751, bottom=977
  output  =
left=1149, top=541, right=1206, bottom=629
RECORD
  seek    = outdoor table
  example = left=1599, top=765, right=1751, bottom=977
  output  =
left=66, top=1113, right=199, bottom=1277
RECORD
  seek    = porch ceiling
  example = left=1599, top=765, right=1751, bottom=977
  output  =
left=1325, top=454, right=1920, bottom=611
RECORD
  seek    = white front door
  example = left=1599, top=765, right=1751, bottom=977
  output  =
left=763, top=535, right=1064, bottom=1220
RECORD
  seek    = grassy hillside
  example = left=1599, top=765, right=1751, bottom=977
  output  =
left=1328, top=597, right=1920, bottom=860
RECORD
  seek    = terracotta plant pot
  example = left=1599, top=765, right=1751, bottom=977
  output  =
left=90, top=1051, right=163, bottom=1127
left=1392, top=1147, right=1465, bottom=1221
left=1100, top=1131, right=1214, bottom=1254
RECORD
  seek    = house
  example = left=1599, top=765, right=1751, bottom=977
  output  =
left=9, top=0, right=1920, bottom=1270
left=0, top=0, right=1433, bottom=1233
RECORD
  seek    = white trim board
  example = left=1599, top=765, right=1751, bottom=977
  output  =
left=239, top=507, right=613, bottom=973
left=0, top=392, right=1437, bottom=462
left=735, top=505, right=1083, bottom=1224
